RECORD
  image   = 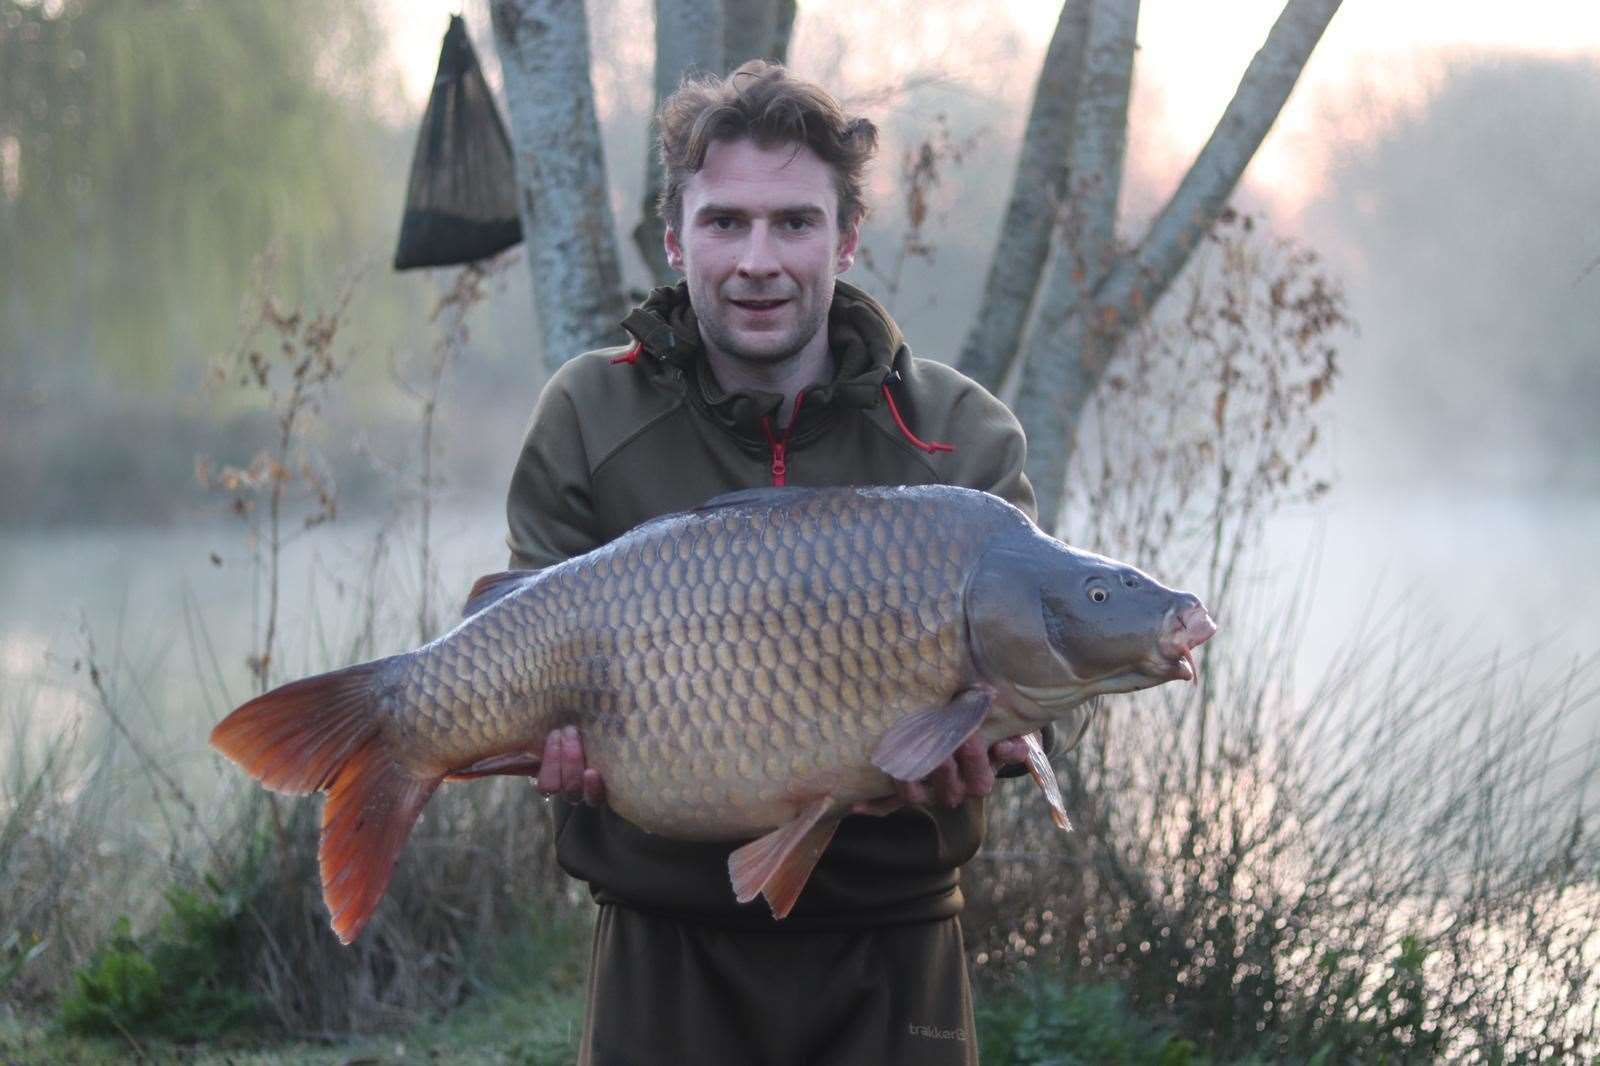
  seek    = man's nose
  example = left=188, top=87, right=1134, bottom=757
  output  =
left=736, top=222, right=780, bottom=279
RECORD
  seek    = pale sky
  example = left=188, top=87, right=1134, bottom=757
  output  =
left=383, top=0, right=1600, bottom=221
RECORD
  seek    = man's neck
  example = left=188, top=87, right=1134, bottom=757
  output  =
left=703, top=339, right=833, bottom=426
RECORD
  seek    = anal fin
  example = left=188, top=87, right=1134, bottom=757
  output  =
left=871, top=689, right=993, bottom=781
left=443, top=750, right=542, bottom=782
left=728, top=797, right=840, bottom=919
left=1023, top=731, right=1072, bottom=832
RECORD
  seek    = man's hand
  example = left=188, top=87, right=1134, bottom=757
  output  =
left=536, top=725, right=607, bottom=806
left=851, top=734, right=1031, bottom=816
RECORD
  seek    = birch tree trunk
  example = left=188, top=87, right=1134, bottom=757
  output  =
left=633, top=0, right=723, bottom=288
left=957, top=0, right=1090, bottom=391
left=1012, top=0, right=1139, bottom=530
left=491, top=0, right=628, bottom=371
left=1010, top=0, right=1342, bottom=531
left=724, top=0, right=796, bottom=68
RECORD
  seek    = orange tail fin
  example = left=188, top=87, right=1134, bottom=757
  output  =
left=209, top=660, right=438, bottom=945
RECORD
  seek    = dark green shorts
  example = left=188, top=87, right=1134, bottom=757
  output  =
left=579, top=903, right=979, bottom=1066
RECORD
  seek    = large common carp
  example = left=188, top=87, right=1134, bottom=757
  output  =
left=210, top=486, right=1215, bottom=944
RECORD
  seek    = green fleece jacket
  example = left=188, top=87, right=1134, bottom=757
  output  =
left=505, top=280, right=1036, bottom=929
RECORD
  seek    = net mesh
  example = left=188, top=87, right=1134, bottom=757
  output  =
left=393, top=16, right=522, bottom=271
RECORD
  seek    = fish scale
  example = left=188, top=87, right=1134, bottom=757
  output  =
left=210, top=484, right=1217, bottom=943
left=398, top=488, right=986, bottom=838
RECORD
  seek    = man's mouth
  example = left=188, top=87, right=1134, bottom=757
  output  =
left=730, top=298, right=789, bottom=312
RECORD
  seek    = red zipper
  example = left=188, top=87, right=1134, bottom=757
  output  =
left=770, top=440, right=788, bottom=485
left=760, top=390, right=808, bottom=487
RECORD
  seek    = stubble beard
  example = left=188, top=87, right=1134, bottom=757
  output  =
left=699, top=283, right=834, bottom=370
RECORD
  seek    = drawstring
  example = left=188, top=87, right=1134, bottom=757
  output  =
left=881, top=376, right=954, bottom=453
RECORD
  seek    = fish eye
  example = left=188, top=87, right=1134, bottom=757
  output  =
left=1089, top=587, right=1109, bottom=604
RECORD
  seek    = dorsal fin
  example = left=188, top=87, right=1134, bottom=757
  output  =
left=696, top=487, right=818, bottom=512
left=462, top=570, right=537, bottom=618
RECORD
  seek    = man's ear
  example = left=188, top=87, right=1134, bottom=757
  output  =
left=837, top=218, right=861, bottom=273
left=664, top=225, right=685, bottom=273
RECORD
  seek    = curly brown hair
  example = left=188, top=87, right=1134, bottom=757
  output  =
left=656, top=60, right=880, bottom=233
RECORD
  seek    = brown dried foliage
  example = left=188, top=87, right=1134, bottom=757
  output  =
left=197, top=255, right=363, bottom=691
left=856, top=113, right=978, bottom=315
left=963, top=213, right=1600, bottom=1060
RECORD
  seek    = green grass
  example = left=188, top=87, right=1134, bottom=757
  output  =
left=976, top=975, right=1219, bottom=1066
left=3, top=968, right=1244, bottom=1065
left=0, top=912, right=589, bottom=1065
left=2, top=980, right=585, bottom=1065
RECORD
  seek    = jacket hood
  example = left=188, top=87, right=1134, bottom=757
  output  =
left=620, top=280, right=904, bottom=440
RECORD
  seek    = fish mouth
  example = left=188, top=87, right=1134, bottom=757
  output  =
left=1155, top=603, right=1218, bottom=683
left=1014, top=604, right=1218, bottom=704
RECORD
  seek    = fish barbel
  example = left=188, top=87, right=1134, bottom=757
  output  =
left=210, top=486, right=1216, bottom=943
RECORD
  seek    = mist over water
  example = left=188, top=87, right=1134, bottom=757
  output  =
left=1308, top=54, right=1600, bottom=484
left=1249, top=53, right=1600, bottom=710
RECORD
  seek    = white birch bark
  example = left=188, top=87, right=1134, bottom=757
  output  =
left=956, top=0, right=1090, bottom=391
left=1012, top=0, right=1140, bottom=531
left=491, top=0, right=628, bottom=371
left=1016, top=0, right=1342, bottom=532
left=634, top=0, right=723, bottom=287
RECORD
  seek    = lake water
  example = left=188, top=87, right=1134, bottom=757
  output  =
left=0, top=498, right=511, bottom=766
left=3, top=486, right=1596, bottom=762
left=1261, top=488, right=1600, bottom=705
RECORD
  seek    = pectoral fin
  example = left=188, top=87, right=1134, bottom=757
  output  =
left=871, top=689, right=993, bottom=781
left=728, top=797, right=840, bottom=919
left=1023, top=732, right=1072, bottom=832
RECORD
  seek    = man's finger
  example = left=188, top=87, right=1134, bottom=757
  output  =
left=562, top=727, right=585, bottom=801
left=852, top=795, right=905, bottom=817
left=895, top=777, right=931, bottom=807
left=989, top=736, right=1029, bottom=769
left=928, top=759, right=962, bottom=808
left=536, top=728, right=565, bottom=795
left=581, top=766, right=606, bottom=807
left=955, top=736, right=996, bottom=798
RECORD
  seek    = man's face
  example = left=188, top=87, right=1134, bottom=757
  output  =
left=665, top=138, right=859, bottom=369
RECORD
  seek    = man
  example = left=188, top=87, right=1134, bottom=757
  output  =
left=505, top=60, right=1042, bottom=1066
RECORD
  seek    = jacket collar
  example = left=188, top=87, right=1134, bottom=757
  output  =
left=620, top=280, right=902, bottom=441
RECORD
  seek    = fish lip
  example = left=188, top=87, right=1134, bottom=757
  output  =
left=1154, top=604, right=1217, bottom=683
left=1131, top=651, right=1194, bottom=684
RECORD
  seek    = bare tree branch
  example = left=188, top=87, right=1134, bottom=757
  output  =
left=1013, top=0, right=1341, bottom=531
left=1094, top=0, right=1343, bottom=332
left=634, top=0, right=723, bottom=288
left=1058, top=0, right=1137, bottom=281
left=956, top=0, right=1090, bottom=391
left=492, top=0, right=628, bottom=370
left=1012, top=0, right=1141, bottom=531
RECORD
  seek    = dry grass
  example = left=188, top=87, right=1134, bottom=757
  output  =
left=964, top=214, right=1600, bottom=1061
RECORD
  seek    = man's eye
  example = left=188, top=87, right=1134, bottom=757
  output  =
left=710, top=216, right=739, bottom=230
left=783, top=216, right=814, bottom=231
